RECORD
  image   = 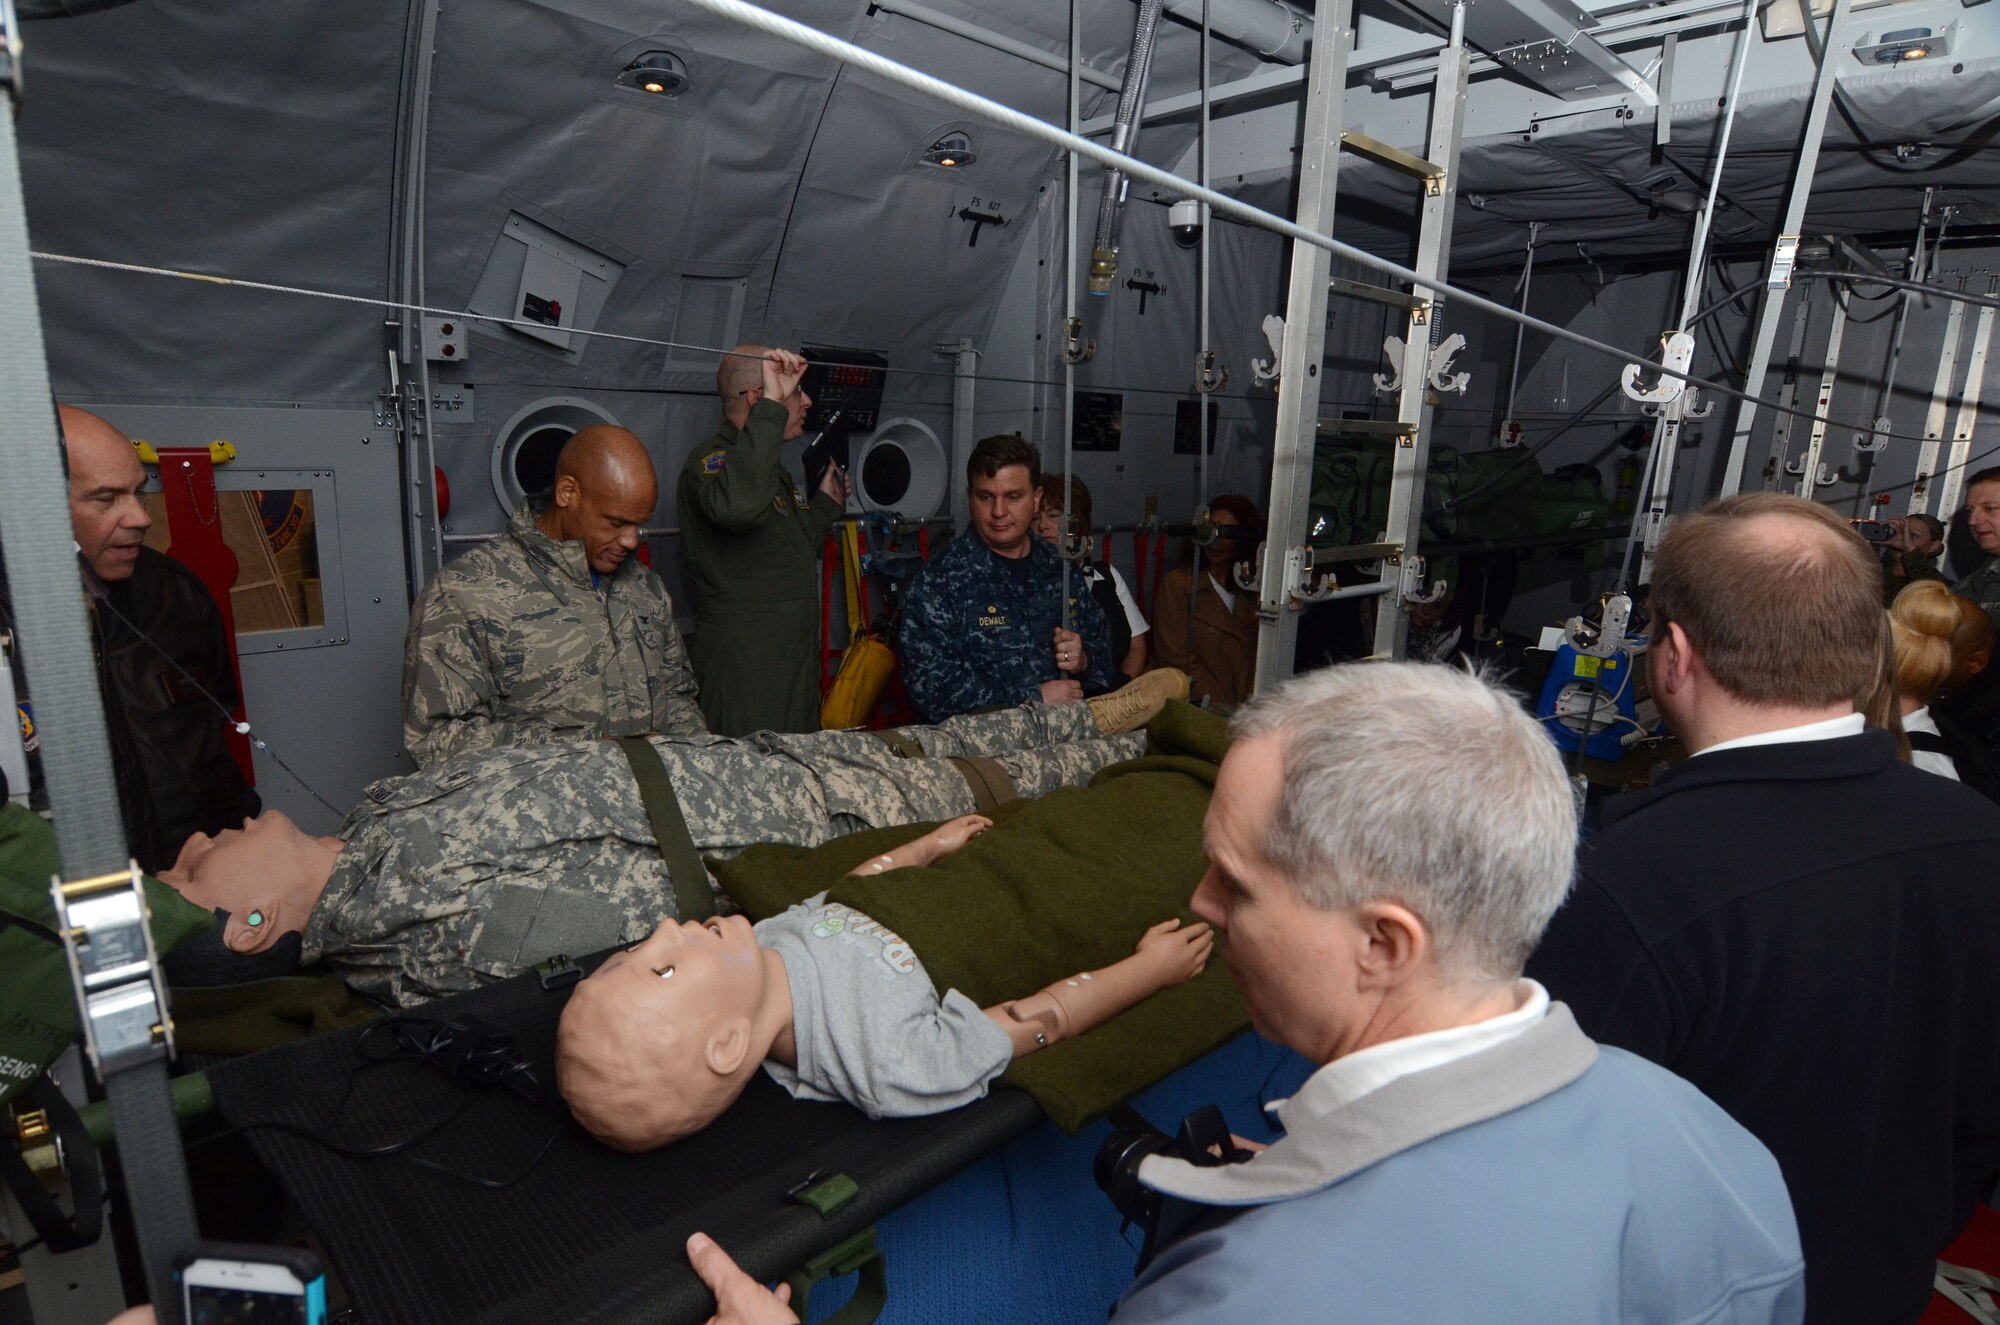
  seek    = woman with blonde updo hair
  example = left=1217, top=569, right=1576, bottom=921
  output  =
left=1889, top=580, right=1996, bottom=795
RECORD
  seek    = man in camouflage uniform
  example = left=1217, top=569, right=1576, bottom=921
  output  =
left=402, top=425, right=705, bottom=767
left=900, top=435, right=1111, bottom=722
left=678, top=346, right=850, bottom=736
left=1953, top=468, right=2000, bottom=632
left=155, top=703, right=1143, bottom=1007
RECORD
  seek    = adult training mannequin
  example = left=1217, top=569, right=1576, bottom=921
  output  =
left=145, top=679, right=1183, bottom=1004
left=557, top=814, right=1213, bottom=1151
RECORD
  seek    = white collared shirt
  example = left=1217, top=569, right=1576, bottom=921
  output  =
left=1694, top=712, right=1865, bottom=760
left=1903, top=706, right=1962, bottom=781
left=1270, top=981, right=1550, bottom=1122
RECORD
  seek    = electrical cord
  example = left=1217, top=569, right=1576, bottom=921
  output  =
left=186, top=1017, right=560, bottom=1190
left=82, top=562, right=343, bottom=818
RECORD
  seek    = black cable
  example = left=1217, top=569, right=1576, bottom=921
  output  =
left=185, top=1017, right=561, bottom=1190
left=84, top=567, right=342, bottom=818
left=1802, top=268, right=2000, bottom=312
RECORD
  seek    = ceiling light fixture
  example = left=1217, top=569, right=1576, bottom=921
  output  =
left=616, top=50, right=689, bottom=96
left=922, top=130, right=976, bottom=168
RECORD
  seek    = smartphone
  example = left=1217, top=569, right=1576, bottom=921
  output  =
left=178, top=1244, right=327, bottom=1325
left=1850, top=520, right=1897, bottom=543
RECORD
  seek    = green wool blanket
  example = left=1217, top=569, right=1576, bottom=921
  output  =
left=708, top=701, right=1246, bottom=1132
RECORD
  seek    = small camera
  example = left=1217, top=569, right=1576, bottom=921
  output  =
left=1095, top=1104, right=1252, bottom=1271
left=1169, top=198, right=1203, bottom=250
left=1850, top=519, right=1897, bottom=544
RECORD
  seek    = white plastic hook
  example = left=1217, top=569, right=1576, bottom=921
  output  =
left=1621, top=331, right=1694, bottom=405
left=1427, top=333, right=1470, bottom=395
left=1400, top=557, right=1448, bottom=607
left=1373, top=335, right=1406, bottom=395
left=1234, top=552, right=1262, bottom=593
left=1250, top=315, right=1285, bottom=387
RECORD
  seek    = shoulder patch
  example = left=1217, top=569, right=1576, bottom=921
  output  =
left=701, top=450, right=726, bottom=476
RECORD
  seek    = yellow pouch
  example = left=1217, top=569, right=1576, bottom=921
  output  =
left=821, top=634, right=897, bottom=730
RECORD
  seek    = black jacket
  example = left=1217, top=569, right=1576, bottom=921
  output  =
left=2, top=547, right=259, bottom=871
left=1528, top=730, right=2000, bottom=1325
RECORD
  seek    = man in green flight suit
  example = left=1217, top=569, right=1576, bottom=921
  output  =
left=678, top=346, right=851, bottom=735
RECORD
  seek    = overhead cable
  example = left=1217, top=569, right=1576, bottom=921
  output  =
left=640, top=0, right=1992, bottom=449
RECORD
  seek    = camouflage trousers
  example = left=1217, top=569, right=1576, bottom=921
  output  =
left=309, top=703, right=1141, bottom=1005
left=741, top=701, right=1142, bottom=838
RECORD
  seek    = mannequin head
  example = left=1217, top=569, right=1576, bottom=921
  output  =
left=154, top=812, right=343, bottom=955
left=556, top=915, right=788, bottom=1152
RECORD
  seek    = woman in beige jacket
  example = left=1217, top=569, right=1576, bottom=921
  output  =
left=1149, top=493, right=1261, bottom=709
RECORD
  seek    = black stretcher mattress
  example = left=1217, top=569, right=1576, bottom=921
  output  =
left=201, top=956, right=1044, bottom=1325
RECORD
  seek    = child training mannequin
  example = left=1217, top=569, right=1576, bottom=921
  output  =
left=556, top=814, right=1214, bottom=1151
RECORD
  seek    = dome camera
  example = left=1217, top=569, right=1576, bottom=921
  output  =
left=1169, top=198, right=1203, bottom=250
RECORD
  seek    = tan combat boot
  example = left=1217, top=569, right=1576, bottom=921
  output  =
left=1088, top=669, right=1190, bottom=735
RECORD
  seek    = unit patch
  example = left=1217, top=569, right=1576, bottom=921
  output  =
left=701, top=451, right=726, bottom=476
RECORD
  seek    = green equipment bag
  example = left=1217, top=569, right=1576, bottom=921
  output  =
left=1424, top=447, right=1544, bottom=543
left=1308, top=440, right=1392, bottom=548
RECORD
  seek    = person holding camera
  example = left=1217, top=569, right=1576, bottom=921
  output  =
left=1874, top=511, right=1947, bottom=603
left=678, top=663, right=1805, bottom=1325
left=678, top=346, right=851, bottom=736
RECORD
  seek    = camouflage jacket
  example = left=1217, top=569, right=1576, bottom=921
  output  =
left=401, top=498, right=705, bottom=767
left=899, top=532, right=1111, bottom=721
left=301, top=704, right=1129, bottom=1007
left=1954, top=556, right=2000, bottom=633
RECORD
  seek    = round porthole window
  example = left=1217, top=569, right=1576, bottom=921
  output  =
left=855, top=418, right=947, bottom=517
left=489, top=397, right=622, bottom=510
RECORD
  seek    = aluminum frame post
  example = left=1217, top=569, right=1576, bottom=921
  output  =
left=391, top=0, right=444, bottom=598
left=1757, top=292, right=1813, bottom=489
left=1795, top=296, right=1847, bottom=501
left=1371, top=0, right=1469, bottom=660
left=1624, top=0, right=1759, bottom=582
left=1251, top=0, right=1355, bottom=694
left=1936, top=286, right=1996, bottom=521
left=939, top=336, right=980, bottom=530
left=1717, top=0, right=1856, bottom=496
left=1909, top=295, right=1969, bottom=516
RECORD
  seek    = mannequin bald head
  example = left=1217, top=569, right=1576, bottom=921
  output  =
left=535, top=425, right=659, bottom=574
left=557, top=915, right=791, bottom=1151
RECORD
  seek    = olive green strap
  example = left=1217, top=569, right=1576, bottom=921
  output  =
left=784, top=1227, right=886, bottom=1325
left=615, top=737, right=715, bottom=921
left=945, top=755, right=1017, bottom=815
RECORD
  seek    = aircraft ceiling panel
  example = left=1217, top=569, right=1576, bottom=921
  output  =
left=1323, top=55, right=2000, bottom=269
left=19, top=4, right=403, bottom=403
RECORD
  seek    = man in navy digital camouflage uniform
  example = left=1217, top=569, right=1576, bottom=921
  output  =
left=899, top=435, right=1111, bottom=721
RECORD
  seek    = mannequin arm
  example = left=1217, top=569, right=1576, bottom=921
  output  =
left=984, top=919, right=1213, bottom=1057
left=845, top=815, right=992, bottom=877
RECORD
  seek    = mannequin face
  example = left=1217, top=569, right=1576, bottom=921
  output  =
left=592, top=915, right=771, bottom=1016
left=156, top=812, right=341, bottom=952
left=557, top=915, right=778, bottom=1150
